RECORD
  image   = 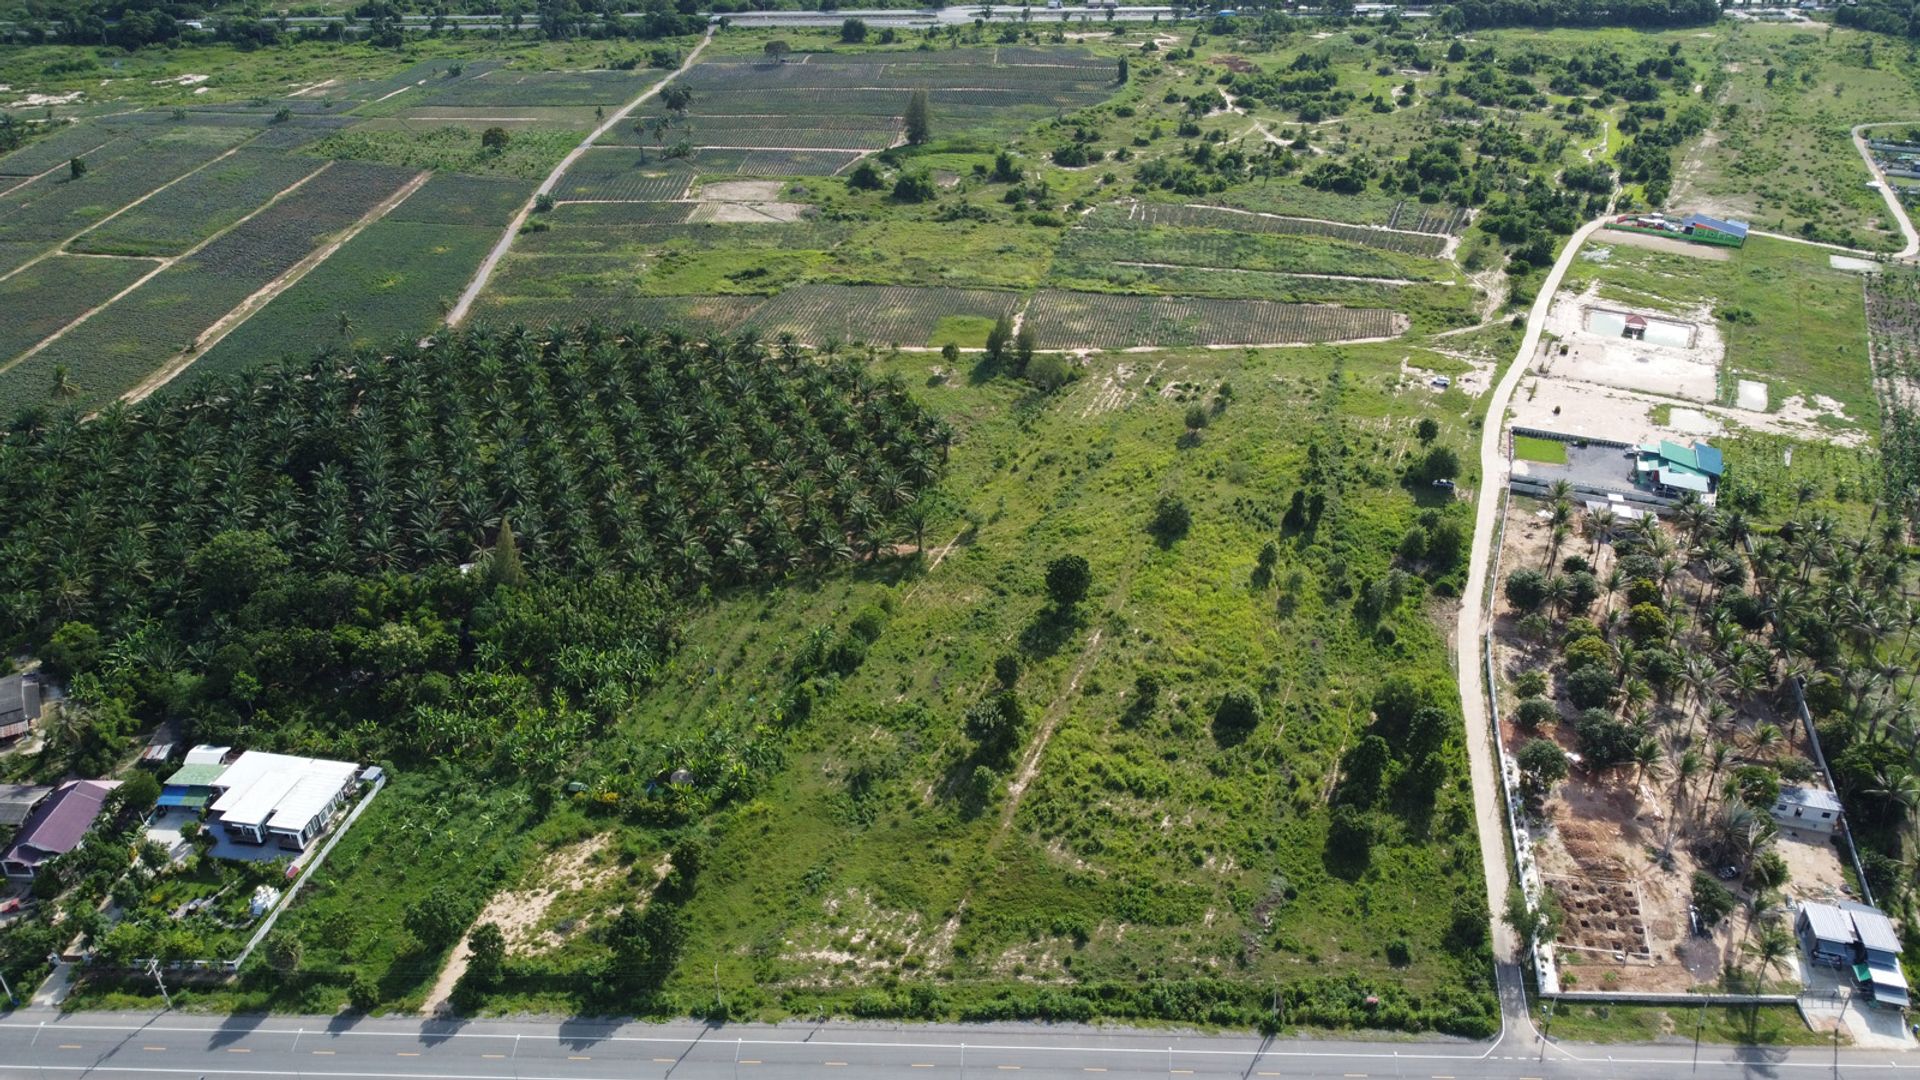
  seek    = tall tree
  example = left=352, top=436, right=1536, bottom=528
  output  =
left=904, top=89, right=931, bottom=146
left=489, top=517, right=526, bottom=590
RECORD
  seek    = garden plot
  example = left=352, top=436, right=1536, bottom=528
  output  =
left=1537, top=283, right=1723, bottom=402
left=1489, top=498, right=1852, bottom=994
left=68, top=148, right=322, bottom=258
left=410, top=68, right=657, bottom=108
left=473, top=293, right=767, bottom=335
left=1113, top=202, right=1451, bottom=258
left=1024, top=290, right=1405, bottom=350
left=0, top=254, right=153, bottom=364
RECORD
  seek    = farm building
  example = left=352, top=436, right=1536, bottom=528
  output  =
left=1603, top=212, right=1751, bottom=249
left=1, top=779, right=118, bottom=879
left=1678, top=213, right=1749, bottom=247
left=1634, top=439, right=1723, bottom=499
left=1772, top=785, right=1843, bottom=834
left=1797, top=900, right=1910, bottom=1007
left=0, top=672, right=44, bottom=741
left=182, top=746, right=363, bottom=852
left=0, top=784, right=51, bottom=828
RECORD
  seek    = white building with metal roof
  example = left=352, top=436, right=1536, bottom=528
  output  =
left=206, top=749, right=361, bottom=852
left=1772, top=785, right=1844, bottom=835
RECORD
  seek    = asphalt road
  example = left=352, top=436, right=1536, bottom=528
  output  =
left=0, top=1011, right=1912, bottom=1080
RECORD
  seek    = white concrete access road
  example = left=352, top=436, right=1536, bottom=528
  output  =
left=1852, top=123, right=1920, bottom=260
left=445, top=28, right=714, bottom=326
left=1452, top=214, right=1614, bottom=1033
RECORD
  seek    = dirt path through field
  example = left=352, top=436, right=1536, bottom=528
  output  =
left=447, top=27, right=714, bottom=325
left=121, top=169, right=431, bottom=405
left=1852, top=123, right=1919, bottom=259
left=1456, top=212, right=1612, bottom=1046
left=1000, top=627, right=1103, bottom=828
left=0, top=162, right=332, bottom=379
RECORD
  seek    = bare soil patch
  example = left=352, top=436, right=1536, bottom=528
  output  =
left=1590, top=231, right=1731, bottom=261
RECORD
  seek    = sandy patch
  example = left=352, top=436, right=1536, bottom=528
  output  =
left=287, top=78, right=340, bottom=98
left=1735, top=379, right=1768, bottom=411
left=6, top=92, right=83, bottom=109
left=1590, top=230, right=1731, bottom=261
left=1830, top=254, right=1880, bottom=273
left=423, top=834, right=667, bottom=1014
left=1509, top=377, right=1869, bottom=449
left=150, top=74, right=210, bottom=87
left=688, top=200, right=807, bottom=223
left=1665, top=407, right=1720, bottom=436
left=697, top=179, right=784, bottom=201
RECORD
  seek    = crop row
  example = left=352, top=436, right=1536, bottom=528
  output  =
left=740, top=284, right=1020, bottom=346
left=472, top=293, right=767, bottom=334
left=0, top=160, right=420, bottom=415
left=555, top=152, right=695, bottom=201
left=0, top=141, right=253, bottom=272
left=192, top=221, right=499, bottom=381
left=348, top=60, right=509, bottom=117
left=0, top=122, right=136, bottom=176
left=1385, top=200, right=1471, bottom=237
left=615, top=124, right=896, bottom=152
left=1022, top=290, right=1405, bottom=350
left=387, top=173, right=537, bottom=229
left=0, top=254, right=153, bottom=366
left=413, top=69, right=658, bottom=108
left=1058, top=221, right=1445, bottom=281
left=71, top=149, right=324, bottom=258
left=1111, top=203, right=1450, bottom=258
left=548, top=200, right=695, bottom=226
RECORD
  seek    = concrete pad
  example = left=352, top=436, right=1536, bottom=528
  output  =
left=1736, top=379, right=1769, bottom=411
left=1667, top=407, right=1721, bottom=435
left=1830, top=254, right=1880, bottom=273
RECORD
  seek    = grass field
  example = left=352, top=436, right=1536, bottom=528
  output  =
left=1513, top=435, right=1569, bottom=465
left=1672, top=23, right=1920, bottom=252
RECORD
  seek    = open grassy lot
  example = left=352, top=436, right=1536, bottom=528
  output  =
left=1567, top=235, right=1875, bottom=429
left=1513, top=435, right=1568, bottom=464
left=1545, top=1000, right=1836, bottom=1047
left=1672, top=22, right=1920, bottom=252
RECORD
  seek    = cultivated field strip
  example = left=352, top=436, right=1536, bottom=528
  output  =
left=547, top=200, right=695, bottom=226
left=0, top=255, right=154, bottom=364
left=410, top=68, right=662, bottom=108
left=1385, top=200, right=1471, bottom=236
left=553, top=150, right=695, bottom=201
left=386, top=173, right=539, bottom=229
left=740, top=284, right=1022, bottom=345
left=473, top=293, right=768, bottom=334
left=1107, top=202, right=1450, bottom=257
left=346, top=59, right=509, bottom=117
left=1058, top=221, right=1446, bottom=282
left=1024, top=290, right=1406, bottom=350
left=191, top=220, right=501, bottom=382
left=0, top=132, right=258, bottom=275
left=0, top=123, right=129, bottom=176
left=68, top=148, right=324, bottom=258
left=0, top=160, right=420, bottom=414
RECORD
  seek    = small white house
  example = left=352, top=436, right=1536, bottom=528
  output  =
left=1772, top=785, right=1843, bottom=835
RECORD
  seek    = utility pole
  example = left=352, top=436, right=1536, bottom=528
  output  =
left=0, top=967, right=14, bottom=1006
left=1692, top=998, right=1705, bottom=1071
left=1537, top=998, right=1554, bottom=1061
left=147, top=959, right=173, bottom=1010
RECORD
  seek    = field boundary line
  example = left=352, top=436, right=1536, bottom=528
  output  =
left=447, top=26, right=715, bottom=326
left=1108, top=260, right=1430, bottom=286
left=121, top=169, right=432, bottom=405
left=0, top=142, right=250, bottom=286
left=0, top=161, right=334, bottom=379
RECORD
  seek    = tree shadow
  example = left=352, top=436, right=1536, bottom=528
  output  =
left=1019, top=603, right=1084, bottom=659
